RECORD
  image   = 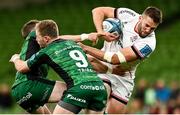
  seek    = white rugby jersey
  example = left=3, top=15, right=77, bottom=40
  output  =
left=101, top=8, right=156, bottom=79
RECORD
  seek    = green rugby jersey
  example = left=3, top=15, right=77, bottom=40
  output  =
left=12, top=31, right=48, bottom=88
left=27, top=39, right=101, bottom=88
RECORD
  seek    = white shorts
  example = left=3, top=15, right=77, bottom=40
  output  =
left=98, top=73, right=134, bottom=105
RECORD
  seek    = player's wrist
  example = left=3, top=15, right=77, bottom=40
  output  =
left=11, top=55, right=20, bottom=62
left=106, top=64, right=113, bottom=74
left=80, top=33, right=89, bottom=41
left=103, top=52, right=114, bottom=63
left=97, top=30, right=105, bottom=35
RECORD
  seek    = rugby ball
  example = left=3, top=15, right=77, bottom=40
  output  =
left=103, top=18, right=122, bottom=37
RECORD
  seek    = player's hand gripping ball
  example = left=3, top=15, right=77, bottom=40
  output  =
left=103, top=18, right=123, bottom=38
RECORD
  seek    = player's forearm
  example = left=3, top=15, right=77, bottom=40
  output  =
left=87, top=56, right=108, bottom=73
left=59, top=33, right=94, bottom=42
left=9, top=54, right=27, bottom=72
left=87, top=53, right=131, bottom=75
left=59, top=35, right=81, bottom=42
left=92, top=7, right=105, bottom=33
left=10, top=54, right=30, bottom=72
left=13, top=60, right=30, bottom=73
left=82, top=44, right=120, bottom=64
left=84, top=45, right=106, bottom=62
left=89, top=56, right=127, bottom=75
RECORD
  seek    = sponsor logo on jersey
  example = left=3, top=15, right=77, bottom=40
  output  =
left=130, top=35, right=138, bottom=42
left=66, top=94, right=86, bottom=103
left=41, top=87, right=51, bottom=101
left=119, top=10, right=136, bottom=17
left=78, top=68, right=94, bottom=72
left=80, top=85, right=105, bottom=91
left=54, top=45, right=81, bottom=55
left=17, top=92, right=32, bottom=105
left=140, top=45, right=152, bottom=57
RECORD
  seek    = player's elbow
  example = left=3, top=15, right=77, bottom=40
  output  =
left=92, top=7, right=103, bottom=14
left=16, top=66, right=29, bottom=73
left=92, top=7, right=97, bottom=14
left=15, top=63, right=30, bottom=73
left=111, top=60, right=119, bottom=65
left=111, top=56, right=120, bottom=65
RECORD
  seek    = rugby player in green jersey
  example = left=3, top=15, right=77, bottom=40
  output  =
left=10, top=20, right=108, bottom=114
left=10, top=20, right=66, bottom=114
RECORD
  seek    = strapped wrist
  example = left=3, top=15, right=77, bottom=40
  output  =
left=103, top=52, right=114, bottom=63
left=106, top=64, right=113, bottom=74
left=80, top=33, right=89, bottom=41
left=11, top=55, right=20, bottom=62
left=115, top=51, right=126, bottom=63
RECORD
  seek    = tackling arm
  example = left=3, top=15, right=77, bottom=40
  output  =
left=79, top=43, right=138, bottom=65
left=87, top=55, right=108, bottom=73
left=9, top=54, right=30, bottom=73
left=59, top=32, right=99, bottom=44
left=59, top=35, right=82, bottom=42
left=88, top=55, right=130, bottom=75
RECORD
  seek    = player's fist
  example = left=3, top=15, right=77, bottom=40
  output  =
left=88, top=32, right=99, bottom=45
left=9, top=54, right=20, bottom=63
left=98, top=32, right=118, bottom=42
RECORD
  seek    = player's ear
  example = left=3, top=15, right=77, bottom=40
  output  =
left=140, top=16, right=142, bottom=20
left=44, top=36, right=51, bottom=43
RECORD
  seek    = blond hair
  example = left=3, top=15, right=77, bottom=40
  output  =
left=36, top=19, right=59, bottom=39
left=21, top=20, right=39, bottom=38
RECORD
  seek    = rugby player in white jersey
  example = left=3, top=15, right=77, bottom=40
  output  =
left=77, top=6, right=163, bottom=114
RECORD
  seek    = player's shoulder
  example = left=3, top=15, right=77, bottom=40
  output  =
left=25, top=31, right=36, bottom=40
left=116, top=8, right=139, bottom=17
left=138, top=32, right=156, bottom=50
left=139, top=32, right=156, bottom=43
left=146, top=32, right=156, bottom=41
left=115, top=8, right=139, bottom=22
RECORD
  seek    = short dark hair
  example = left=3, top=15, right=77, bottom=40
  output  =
left=36, top=19, right=59, bottom=39
left=143, top=6, right=163, bottom=24
left=21, top=20, right=39, bottom=38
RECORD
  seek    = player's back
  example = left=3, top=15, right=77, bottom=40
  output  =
left=12, top=31, right=48, bottom=88
left=40, top=39, right=101, bottom=88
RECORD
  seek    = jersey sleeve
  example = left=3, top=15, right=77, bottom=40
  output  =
left=25, top=38, right=40, bottom=60
left=131, top=33, right=156, bottom=59
left=114, top=8, right=139, bottom=22
left=27, top=51, right=47, bottom=70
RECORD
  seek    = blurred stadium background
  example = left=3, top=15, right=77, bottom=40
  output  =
left=0, top=0, right=180, bottom=113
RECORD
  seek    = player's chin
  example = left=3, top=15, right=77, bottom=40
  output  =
left=40, top=44, right=45, bottom=48
left=140, top=33, right=148, bottom=38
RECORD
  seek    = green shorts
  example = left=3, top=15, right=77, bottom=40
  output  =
left=11, top=78, right=55, bottom=113
left=60, top=81, right=107, bottom=113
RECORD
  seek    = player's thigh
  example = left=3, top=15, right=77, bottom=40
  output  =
left=33, top=106, right=44, bottom=114
left=85, top=109, right=104, bottom=114
left=53, top=104, right=74, bottom=114
left=60, top=81, right=107, bottom=112
left=48, top=81, right=67, bottom=102
left=103, top=82, right=111, bottom=99
left=11, top=79, right=55, bottom=113
left=33, top=105, right=51, bottom=114
left=87, top=81, right=108, bottom=111
left=107, top=97, right=126, bottom=114
left=99, top=74, right=134, bottom=103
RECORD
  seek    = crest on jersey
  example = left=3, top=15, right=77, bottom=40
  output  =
left=140, top=45, right=152, bottom=57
